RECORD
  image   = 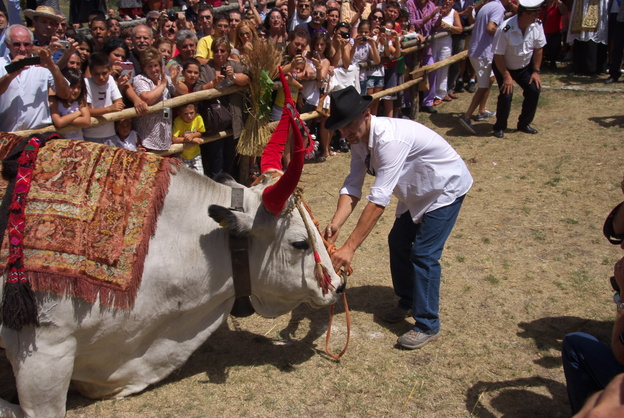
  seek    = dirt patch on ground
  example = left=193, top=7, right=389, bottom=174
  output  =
left=3, top=69, right=624, bottom=417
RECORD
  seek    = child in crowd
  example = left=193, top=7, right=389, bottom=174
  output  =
left=65, top=52, right=83, bottom=71
left=111, top=118, right=139, bottom=151
left=83, top=52, right=125, bottom=145
left=270, top=55, right=305, bottom=121
left=351, top=20, right=381, bottom=96
left=172, top=103, right=206, bottom=173
left=175, top=58, right=201, bottom=95
left=132, top=47, right=178, bottom=152
left=89, top=14, right=109, bottom=52
left=121, top=27, right=133, bottom=49
left=50, top=68, right=91, bottom=140
left=69, top=33, right=92, bottom=75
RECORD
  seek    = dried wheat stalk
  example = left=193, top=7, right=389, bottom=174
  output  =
left=237, top=40, right=283, bottom=157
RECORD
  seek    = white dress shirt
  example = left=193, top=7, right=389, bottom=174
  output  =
left=492, top=15, right=546, bottom=70
left=340, top=116, right=473, bottom=223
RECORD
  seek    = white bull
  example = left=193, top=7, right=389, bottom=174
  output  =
left=0, top=89, right=342, bottom=416
left=0, top=166, right=342, bottom=417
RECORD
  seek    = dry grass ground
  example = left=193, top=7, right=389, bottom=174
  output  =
left=2, top=69, right=624, bottom=417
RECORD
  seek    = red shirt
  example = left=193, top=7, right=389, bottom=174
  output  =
left=541, top=3, right=562, bottom=34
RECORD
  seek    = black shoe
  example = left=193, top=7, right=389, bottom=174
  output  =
left=467, top=80, right=476, bottom=93
left=493, top=130, right=504, bottom=138
left=455, top=80, right=465, bottom=93
left=339, top=138, right=350, bottom=153
left=517, top=125, right=538, bottom=134
left=605, top=77, right=618, bottom=84
left=421, top=105, right=438, bottom=114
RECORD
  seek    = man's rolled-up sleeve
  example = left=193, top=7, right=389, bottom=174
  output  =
left=340, top=153, right=367, bottom=199
left=367, top=138, right=411, bottom=207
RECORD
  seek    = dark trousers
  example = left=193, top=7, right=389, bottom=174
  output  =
left=572, top=39, right=608, bottom=75
left=201, top=137, right=238, bottom=179
left=447, top=36, right=466, bottom=92
left=544, top=31, right=562, bottom=65
left=609, top=19, right=624, bottom=80
left=492, top=62, right=540, bottom=131
left=562, top=332, right=624, bottom=414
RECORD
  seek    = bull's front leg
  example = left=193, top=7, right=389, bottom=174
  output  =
left=0, top=398, right=23, bottom=418
left=3, top=329, right=76, bottom=418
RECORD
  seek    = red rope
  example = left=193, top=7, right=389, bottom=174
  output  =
left=325, top=289, right=350, bottom=360
left=296, top=202, right=351, bottom=359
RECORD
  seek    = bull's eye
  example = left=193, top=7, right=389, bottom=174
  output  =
left=291, top=240, right=310, bottom=250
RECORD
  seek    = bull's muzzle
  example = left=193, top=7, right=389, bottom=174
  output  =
left=336, top=270, right=347, bottom=294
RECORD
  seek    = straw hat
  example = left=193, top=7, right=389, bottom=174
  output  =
left=24, top=6, right=63, bottom=22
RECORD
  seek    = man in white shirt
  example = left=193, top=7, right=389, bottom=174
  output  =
left=324, top=86, right=473, bottom=350
left=491, top=0, right=546, bottom=138
left=0, top=24, right=69, bottom=132
left=287, top=0, right=312, bottom=32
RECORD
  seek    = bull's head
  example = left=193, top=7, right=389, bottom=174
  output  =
left=208, top=68, right=344, bottom=318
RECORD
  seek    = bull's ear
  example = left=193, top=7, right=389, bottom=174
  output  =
left=208, top=205, right=253, bottom=237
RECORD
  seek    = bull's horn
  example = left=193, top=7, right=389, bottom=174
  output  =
left=261, top=67, right=305, bottom=215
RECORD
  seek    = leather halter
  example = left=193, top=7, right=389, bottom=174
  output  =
left=227, top=188, right=255, bottom=317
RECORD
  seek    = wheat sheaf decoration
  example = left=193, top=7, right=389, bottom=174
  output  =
left=237, top=40, right=282, bottom=157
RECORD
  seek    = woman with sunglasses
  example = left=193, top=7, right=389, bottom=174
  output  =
left=369, top=9, right=386, bottom=34
left=234, top=20, right=258, bottom=52
left=233, top=20, right=259, bottom=65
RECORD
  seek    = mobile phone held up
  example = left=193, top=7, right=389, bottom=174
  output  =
left=5, top=56, right=41, bottom=74
left=119, top=61, right=134, bottom=79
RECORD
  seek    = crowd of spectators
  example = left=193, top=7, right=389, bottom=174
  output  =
left=0, top=0, right=622, bottom=178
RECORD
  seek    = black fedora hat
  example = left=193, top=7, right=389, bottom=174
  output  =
left=325, top=86, right=373, bottom=131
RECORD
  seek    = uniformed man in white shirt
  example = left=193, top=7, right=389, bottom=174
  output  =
left=491, top=0, right=546, bottom=138
left=323, top=86, right=473, bottom=350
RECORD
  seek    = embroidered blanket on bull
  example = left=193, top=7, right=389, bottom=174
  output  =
left=0, top=139, right=175, bottom=309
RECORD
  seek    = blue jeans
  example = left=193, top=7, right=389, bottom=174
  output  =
left=562, top=332, right=624, bottom=414
left=388, top=195, right=465, bottom=334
